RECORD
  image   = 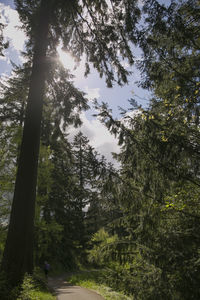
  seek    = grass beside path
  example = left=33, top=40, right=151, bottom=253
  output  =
left=19, top=289, right=56, bottom=300
left=0, top=270, right=55, bottom=300
left=66, top=270, right=132, bottom=300
left=17, top=273, right=56, bottom=300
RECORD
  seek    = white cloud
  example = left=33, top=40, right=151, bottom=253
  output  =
left=0, top=3, right=26, bottom=53
left=67, top=112, right=120, bottom=165
left=84, top=86, right=100, bottom=101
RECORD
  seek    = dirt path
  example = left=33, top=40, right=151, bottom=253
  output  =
left=48, top=276, right=105, bottom=300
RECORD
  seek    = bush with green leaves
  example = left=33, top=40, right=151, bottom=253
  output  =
left=0, top=271, right=55, bottom=300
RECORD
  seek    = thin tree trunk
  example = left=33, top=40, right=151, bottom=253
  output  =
left=1, top=0, right=51, bottom=286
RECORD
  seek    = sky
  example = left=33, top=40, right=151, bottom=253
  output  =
left=0, top=0, right=151, bottom=165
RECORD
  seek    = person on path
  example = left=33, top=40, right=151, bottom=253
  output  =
left=44, top=261, right=50, bottom=278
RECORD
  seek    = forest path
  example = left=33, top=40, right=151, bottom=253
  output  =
left=48, top=276, right=105, bottom=300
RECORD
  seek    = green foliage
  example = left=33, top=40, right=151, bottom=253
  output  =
left=95, top=103, right=200, bottom=298
left=88, top=229, right=118, bottom=266
left=0, top=226, right=6, bottom=261
left=0, top=271, right=55, bottom=300
left=1, top=0, right=141, bottom=285
left=103, top=262, right=163, bottom=300
left=67, top=270, right=131, bottom=300
left=17, top=275, right=36, bottom=299
left=87, top=230, right=164, bottom=298
left=93, top=2, right=200, bottom=299
left=17, top=273, right=55, bottom=300
left=1, top=0, right=200, bottom=297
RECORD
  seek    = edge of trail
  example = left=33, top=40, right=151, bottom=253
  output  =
left=48, top=275, right=105, bottom=300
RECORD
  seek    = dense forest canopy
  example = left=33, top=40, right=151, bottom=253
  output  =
left=0, top=0, right=200, bottom=299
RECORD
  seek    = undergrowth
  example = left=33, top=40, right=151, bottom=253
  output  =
left=67, top=270, right=132, bottom=300
left=0, top=270, right=55, bottom=300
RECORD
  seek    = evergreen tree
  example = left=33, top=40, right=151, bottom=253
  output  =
left=0, top=56, right=89, bottom=276
left=90, top=1, right=200, bottom=297
left=0, top=65, right=29, bottom=228
left=72, top=132, right=104, bottom=250
left=1, top=0, right=140, bottom=285
left=0, top=22, right=8, bottom=56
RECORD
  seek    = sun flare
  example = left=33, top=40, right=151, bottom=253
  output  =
left=57, top=44, right=76, bottom=71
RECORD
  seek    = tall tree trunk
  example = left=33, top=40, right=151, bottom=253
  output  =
left=1, top=0, right=51, bottom=286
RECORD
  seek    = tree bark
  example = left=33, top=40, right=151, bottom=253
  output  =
left=1, top=0, right=51, bottom=286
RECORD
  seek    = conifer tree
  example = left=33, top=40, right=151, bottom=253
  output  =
left=0, top=56, right=88, bottom=277
left=91, top=1, right=200, bottom=298
left=1, top=0, right=140, bottom=285
left=0, top=22, right=8, bottom=56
